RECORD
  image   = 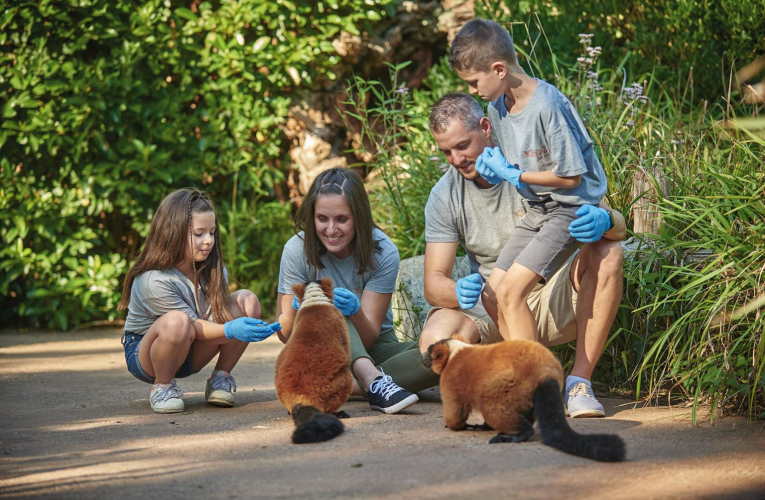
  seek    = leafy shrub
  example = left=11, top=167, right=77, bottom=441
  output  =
left=0, top=0, right=394, bottom=328
left=477, top=0, right=765, bottom=102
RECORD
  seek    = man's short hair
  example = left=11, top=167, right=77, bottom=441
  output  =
left=429, top=92, right=485, bottom=134
left=449, top=18, right=517, bottom=72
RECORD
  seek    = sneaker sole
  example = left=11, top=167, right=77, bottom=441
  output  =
left=151, top=405, right=185, bottom=414
left=568, top=408, right=606, bottom=418
left=370, top=393, right=419, bottom=414
left=206, top=397, right=234, bottom=408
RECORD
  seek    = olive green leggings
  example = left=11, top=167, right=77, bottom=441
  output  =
left=347, top=319, right=439, bottom=393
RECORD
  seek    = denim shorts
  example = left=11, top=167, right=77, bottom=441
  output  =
left=121, top=331, right=196, bottom=384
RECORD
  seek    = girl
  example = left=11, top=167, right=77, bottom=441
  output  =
left=118, top=188, right=280, bottom=414
left=276, top=168, right=439, bottom=414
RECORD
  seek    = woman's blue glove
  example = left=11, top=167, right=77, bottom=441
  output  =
left=455, top=273, right=483, bottom=310
left=224, top=317, right=281, bottom=342
left=333, top=287, right=360, bottom=316
left=292, top=295, right=300, bottom=311
left=568, top=205, right=612, bottom=243
left=475, top=147, right=526, bottom=188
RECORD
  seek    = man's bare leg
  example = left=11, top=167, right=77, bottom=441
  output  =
left=569, top=239, right=624, bottom=380
left=418, top=308, right=482, bottom=354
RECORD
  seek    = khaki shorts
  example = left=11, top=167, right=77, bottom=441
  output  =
left=425, top=252, right=579, bottom=347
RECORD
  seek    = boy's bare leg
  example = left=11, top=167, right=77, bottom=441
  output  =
left=495, top=263, right=542, bottom=341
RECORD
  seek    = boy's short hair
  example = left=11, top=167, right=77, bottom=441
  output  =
left=449, top=18, right=517, bottom=72
left=430, top=92, right=485, bottom=134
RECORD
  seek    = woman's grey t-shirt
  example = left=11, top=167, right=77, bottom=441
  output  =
left=278, top=228, right=400, bottom=333
left=488, top=79, right=607, bottom=206
left=123, top=267, right=223, bottom=336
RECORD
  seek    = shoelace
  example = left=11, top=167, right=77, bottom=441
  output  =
left=152, top=380, right=184, bottom=404
left=369, top=373, right=401, bottom=400
left=568, top=382, right=595, bottom=400
left=210, top=373, right=236, bottom=393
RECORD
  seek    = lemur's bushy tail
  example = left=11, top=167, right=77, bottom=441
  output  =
left=291, top=404, right=344, bottom=444
left=533, top=378, right=626, bottom=462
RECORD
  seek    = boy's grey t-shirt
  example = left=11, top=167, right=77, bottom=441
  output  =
left=278, top=228, right=400, bottom=333
left=488, top=79, right=607, bottom=205
left=425, top=167, right=528, bottom=280
left=124, top=267, right=222, bottom=336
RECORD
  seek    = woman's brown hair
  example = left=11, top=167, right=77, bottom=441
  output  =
left=118, top=188, right=233, bottom=323
left=295, top=168, right=380, bottom=274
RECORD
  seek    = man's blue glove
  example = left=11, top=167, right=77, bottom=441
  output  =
left=475, top=147, right=526, bottom=189
left=224, top=317, right=281, bottom=342
left=333, top=287, right=360, bottom=316
left=292, top=295, right=300, bottom=311
left=568, top=205, right=612, bottom=243
left=455, top=273, right=483, bottom=310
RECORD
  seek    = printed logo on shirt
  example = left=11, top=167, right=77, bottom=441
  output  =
left=524, top=146, right=551, bottom=160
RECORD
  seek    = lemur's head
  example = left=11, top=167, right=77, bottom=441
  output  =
left=292, top=277, right=334, bottom=308
left=421, top=336, right=471, bottom=374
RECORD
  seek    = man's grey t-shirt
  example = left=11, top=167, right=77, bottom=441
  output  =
left=425, top=167, right=528, bottom=280
left=488, top=79, right=607, bottom=206
left=278, top=228, right=400, bottom=333
left=123, top=267, right=219, bottom=336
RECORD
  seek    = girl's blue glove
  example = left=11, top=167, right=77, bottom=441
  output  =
left=568, top=205, right=612, bottom=243
left=455, top=273, right=483, bottom=310
left=292, top=295, right=300, bottom=311
left=224, top=317, right=281, bottom=342
left=333, top=287, right=360, bottom=316
left=475, top=147, right=526, bottom=188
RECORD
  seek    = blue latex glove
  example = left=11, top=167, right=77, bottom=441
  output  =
left=292, top=295, right=300, bottom=311
left=568, top=205, right=613, bottom=243
left=224, top=317, right=281, bottom=342
left=333, top=287, right=360, bottom=316
left=455, top=273, right=483, bottom=310
left=475, top=147, right=526, bottom=188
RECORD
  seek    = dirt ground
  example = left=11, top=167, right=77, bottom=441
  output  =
left=1, top=328, right=764, bottom=500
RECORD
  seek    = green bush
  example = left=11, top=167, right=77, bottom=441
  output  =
left=346, top=26, right=763, bottom=419
left=0, top=0, right=394, bottom=329
left=477, top=0, right=765, bottom=102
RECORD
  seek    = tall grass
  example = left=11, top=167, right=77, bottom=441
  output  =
left=340, top=25, right=765, bottom=421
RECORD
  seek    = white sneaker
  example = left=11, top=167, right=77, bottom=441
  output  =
left=150, top=379, right=185, bottom=414
left=205, top=370, right=236, bottom=407
left=565, top=382, right=606, bottom=418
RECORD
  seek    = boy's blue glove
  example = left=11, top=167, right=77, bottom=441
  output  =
left=568, top=205, right=613, bottom=243
left=333, top=287, right=360, bottom=316
left=224, top=317, right=281, bottom=342
left=292, top=295, right=300, bottom=311
left=455, top=273, right=483, bottom=310
left=475, top=147, right=526, bottom=189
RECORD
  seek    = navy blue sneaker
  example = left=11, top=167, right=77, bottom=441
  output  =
left=368, top=372, right=418, bottom=414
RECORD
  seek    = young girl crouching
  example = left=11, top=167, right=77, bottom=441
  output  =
left=118, top=188, right=280, bottom=414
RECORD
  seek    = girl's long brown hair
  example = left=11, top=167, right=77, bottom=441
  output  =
left=118, top=188, right=233, bottom=323
left=295, top=167, right=380, bottom=274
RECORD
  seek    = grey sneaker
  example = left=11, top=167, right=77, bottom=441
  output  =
left=205, top=370, right=236, bottom=407
left=565, top=382, right=605, bottom=418
left=368, top=371, right=418, bottom=414
left=150, top=379, right=185, bottom=414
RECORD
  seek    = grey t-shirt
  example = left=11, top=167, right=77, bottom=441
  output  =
left=278, top=228, right=400, bottom=333
left=123, top=267, right=223, bottom=336
left=425, top=167, right=528, bottom=280
left=488, top=79, right=607, bottom=205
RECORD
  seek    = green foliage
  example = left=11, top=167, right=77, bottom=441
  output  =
left=0, top=0, right=393, bottom=329
left=345, top=21, right=763, bottom=418
left=476, top=0, right=765, bottom=102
